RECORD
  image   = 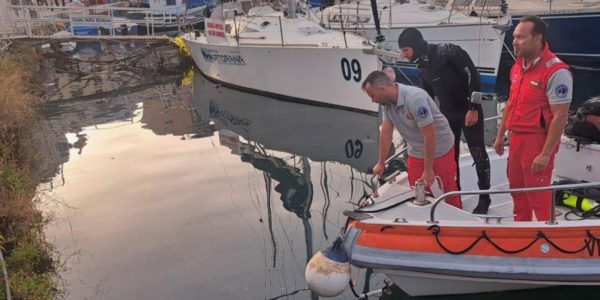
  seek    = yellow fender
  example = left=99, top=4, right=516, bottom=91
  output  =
left=172, top=37, right=190, bottom=57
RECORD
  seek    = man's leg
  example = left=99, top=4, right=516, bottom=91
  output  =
left=406, top=155, right=424, bottom=187
left=433, top=147, right=462, bottom=208
left=463, top=106, right=492, bottom=213
left=508, top=133, right=533, bottom=221
left=521, top=133, right=556, bottom=221
left=444, top=113, right=463, bottom=190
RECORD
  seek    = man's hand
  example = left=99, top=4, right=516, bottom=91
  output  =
left=372, top=162, right=385, bottom=177
left=493, top=135, right=505, bottom=156
left=531, top=154, right=551, bottom=173
left=418, top=169, right=435, bottom=188
left=465, top=110, right=479, bottom=127
left=383, top=66, right=396, bottom=82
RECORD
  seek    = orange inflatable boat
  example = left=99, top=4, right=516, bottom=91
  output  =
left=312, top=137, right=600, bottom=296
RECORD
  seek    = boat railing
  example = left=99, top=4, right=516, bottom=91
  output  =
left=5, top=3, right=193, bottom=38
left=429, top=181, right=600, bottom=224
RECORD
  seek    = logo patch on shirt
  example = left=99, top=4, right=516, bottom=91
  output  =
left=529, top=80, right=541, bottom=88
left=417, top=106, right=429, bottom=119
left=556, top=84, right=569, bottom=98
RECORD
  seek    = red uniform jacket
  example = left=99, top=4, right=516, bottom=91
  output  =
left=505, top=44, right=570, bottom=133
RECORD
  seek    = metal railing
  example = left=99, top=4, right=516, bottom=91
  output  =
left=4, top=2, right=200, bottom=39
left=428, top=181, right=600, bottom=224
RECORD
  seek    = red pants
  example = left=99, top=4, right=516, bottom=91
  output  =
left=407, top=147, right=462, bottom=208
left=508, top=132, right=557, bottom=221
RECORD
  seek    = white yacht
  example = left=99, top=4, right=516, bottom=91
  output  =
left=182, top=1, right=380, bottom=114
left=315, top=0, right=511, bottom=87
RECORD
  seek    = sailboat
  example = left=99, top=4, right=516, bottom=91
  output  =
left=460, top=0, right=600, bottom=66
left=182, top=0, right=380, bottom=114
left=315, top=0, right=511, bottom=88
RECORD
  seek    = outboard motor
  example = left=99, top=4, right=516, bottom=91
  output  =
left=305, top=237, right=350, bottom=297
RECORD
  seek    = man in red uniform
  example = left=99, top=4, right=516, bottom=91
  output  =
left=493, top=15, right=572, bottom=221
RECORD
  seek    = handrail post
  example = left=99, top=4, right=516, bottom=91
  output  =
left=547, top=189, right=557, bottom=225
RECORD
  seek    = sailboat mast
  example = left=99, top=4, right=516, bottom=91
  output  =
left=369, top=0, right=385, bottom=42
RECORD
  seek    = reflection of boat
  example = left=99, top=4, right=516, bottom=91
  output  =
left=183, top=1, right=379, bottom=113
left=317, top=137, right=600, bottom=296
left=190, top=70, right=379, bottom=172
left=315, top=0, right=510, bottom=87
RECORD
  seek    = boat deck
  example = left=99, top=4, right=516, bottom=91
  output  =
left=461, top=184, right=584, bottom=223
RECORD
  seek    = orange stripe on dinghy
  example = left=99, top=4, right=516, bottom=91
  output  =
left=349, top=221, right=600, bottom=259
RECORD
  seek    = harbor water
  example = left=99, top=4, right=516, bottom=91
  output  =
left=37, top=54, right=600, bottom=299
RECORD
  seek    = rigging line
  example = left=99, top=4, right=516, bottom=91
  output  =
left=209, top=137, right=263, bottom=254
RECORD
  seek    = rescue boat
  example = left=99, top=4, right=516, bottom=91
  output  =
left=308, top=135, right=600, bottom=296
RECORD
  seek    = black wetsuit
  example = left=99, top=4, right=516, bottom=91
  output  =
left=415, top=43, right=491, bottom=199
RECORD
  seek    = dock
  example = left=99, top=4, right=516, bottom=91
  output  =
left=0, top=1, right=196, bottom=41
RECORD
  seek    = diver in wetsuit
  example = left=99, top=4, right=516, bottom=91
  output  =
left=395, top=28, right=492, bottom=214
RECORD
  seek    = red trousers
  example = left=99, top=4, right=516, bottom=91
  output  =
left=407, top=147, right=462, bottom=208
left=508, top=132, right=557, bottom=221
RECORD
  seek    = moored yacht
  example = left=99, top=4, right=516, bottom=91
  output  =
left=182, top=1, right=380, bottom=114
left=314, top=0, right=511, bottom=88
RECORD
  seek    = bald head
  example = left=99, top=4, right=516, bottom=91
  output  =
left=362, top=71, right=397, bottom=106
left=362, top=71, right=395, bottom=90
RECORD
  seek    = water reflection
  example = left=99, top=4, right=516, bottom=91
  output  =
left=39, top=68, right=381, bottom=299
left=189, top=71, right=380, bottom=172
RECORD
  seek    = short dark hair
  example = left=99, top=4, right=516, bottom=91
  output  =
left=519, top=15, right=547, bottom=44
left=362, top=71, right=393, bottom=90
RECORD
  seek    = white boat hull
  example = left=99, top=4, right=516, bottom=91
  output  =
left=365, top=24, right=505, bottom=78
left=383, top=269, right=549, bottom=296
left=183, top=34, right=380, bottom=113
left=338, top=140, right=600, bottom=296
left=316, top=1, right=509, bottom=85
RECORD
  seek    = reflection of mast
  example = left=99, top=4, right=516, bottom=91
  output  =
left=236, top=143, right=317, bottom=299
left=263, top=172, right=277, bottom=268
left=301, top=157, right=314, bottom=263
left=300, top=157, right=318, bottom=300
left=320, top=162, right=330, bottom=241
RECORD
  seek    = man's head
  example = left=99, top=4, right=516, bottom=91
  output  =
left=513, top=15, right=547, bottom=60
left=397, top=28, right=427, bottom=63
left=362, top=71, right=397, bottom=105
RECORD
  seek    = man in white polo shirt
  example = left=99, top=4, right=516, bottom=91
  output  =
left=362, top=71, right=461, bottom=208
